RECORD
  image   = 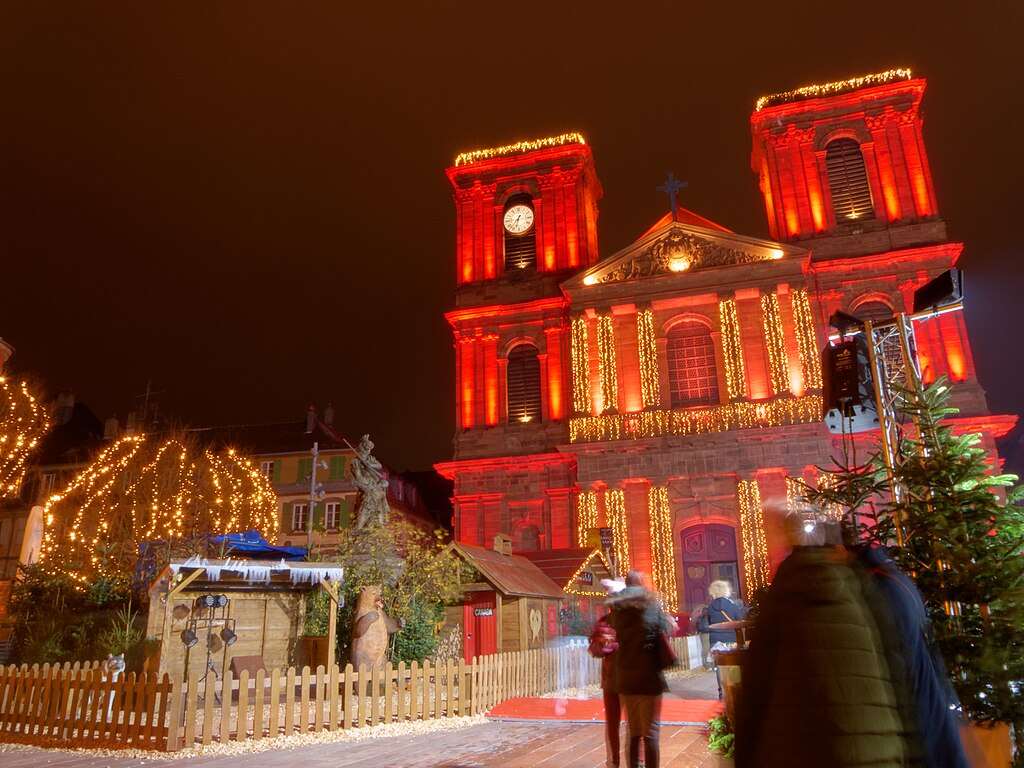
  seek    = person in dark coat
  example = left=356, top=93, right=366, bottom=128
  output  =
left=734, top=514, right=909, bottom=768
left=852, top=543, right=969, bottom=768
left=607, top=571, right=673, bottom=768
left=590, top=578, right=626, bottom=768
left=706, top=579, right=742, bottom=646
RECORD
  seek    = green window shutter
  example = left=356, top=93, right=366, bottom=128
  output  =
left=283, top=502, right=292, bottom=531
left=341, top=496, right=351, bottom=528
left=272, top=461, right=282, bottom=483
left=329, top=456, right=345, bottom=481
left=297, top=458, right=313, bottom=484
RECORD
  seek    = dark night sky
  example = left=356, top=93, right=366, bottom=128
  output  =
left=1, top=4, right=1021, bottom=471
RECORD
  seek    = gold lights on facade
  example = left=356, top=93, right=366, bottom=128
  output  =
left=648, top=485, right=678, bottom=611
left=596, top=314, right=619, bottom=413
left=791, top=289, right=823, bottom=390
left=606, top=488, right=630, bottom=573
left=719, top=299, right=747, bottom=400
left=571, top=316, right=592, bottom=414
left=576, top=489, right=598, bottom=547
left=761, top=292, right=791, bottom=395
left=454, top=132, right=587, bottom=167
left=738, top=479, right=770, bottom=602
left=637, top=309, right=660, bottom=408
left=755, top=68, right=913, bottom=111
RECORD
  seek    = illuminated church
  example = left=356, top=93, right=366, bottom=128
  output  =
left=435, top=70, right=1014, bottom=626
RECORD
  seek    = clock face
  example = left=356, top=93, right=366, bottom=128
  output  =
left=503, top=204, right=535, bottom=235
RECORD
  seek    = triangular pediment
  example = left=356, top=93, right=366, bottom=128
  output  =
left=564, top=221, right=805, bottom=290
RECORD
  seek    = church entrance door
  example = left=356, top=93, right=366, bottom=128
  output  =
left=463, top=591, right=497, bottom=664
left=679, top=524, right=739, bottom=611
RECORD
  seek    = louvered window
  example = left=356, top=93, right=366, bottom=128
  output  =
left=667, top=321, right=720, bottom=408
left=503, top=196, right=537, bottom=271
left=507, top=344, right=543, bottom=423
left=826, top=138, right=875, bottom=222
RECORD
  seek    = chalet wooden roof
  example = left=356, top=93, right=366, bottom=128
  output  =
left=446, top=542, right=565, bottom=600
left=520, top=547, right=613, bottom=597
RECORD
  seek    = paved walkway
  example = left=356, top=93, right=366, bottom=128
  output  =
left=0, top=671, right=728, bottom=768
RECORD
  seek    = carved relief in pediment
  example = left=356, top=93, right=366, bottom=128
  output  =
left=596, top=230, right=768, bottom=285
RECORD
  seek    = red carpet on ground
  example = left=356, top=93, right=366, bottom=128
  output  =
left=486, top=697, right=722, bottom=726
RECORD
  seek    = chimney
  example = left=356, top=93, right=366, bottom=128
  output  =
left=493, top=533, right=513, bottom=557
left=323, top=403, right=335, bottom=427
left=305, top=405, right=317, bottom=433
left=55, top=390, right=76, bottom=426
left=103, top=417, right=120, bottom=440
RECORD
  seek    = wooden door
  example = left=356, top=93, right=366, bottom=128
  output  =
left=680, top=524, right=739, bottom=611
left=463, top=591, right=496, bottom=663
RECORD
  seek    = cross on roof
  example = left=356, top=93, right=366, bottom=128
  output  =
left=656, top=172, right=689, bottom=222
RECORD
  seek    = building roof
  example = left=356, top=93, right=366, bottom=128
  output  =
left=447, top=541, right=565, bottom=599
left=637, top=207, right=732, bottom=240
left=521, top=547, right=612, bottom=597
left=189, top=416, right=356, bottom=455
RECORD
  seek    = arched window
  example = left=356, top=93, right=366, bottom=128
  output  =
left=851, top=299, right=894, bottom=325
left=503, top=195, right=537, bottom=271
left=515, top=524, right=540, bottom=552
left=507, top=343, right=542, bottom=423
left=667, top=320, right=719, bottom=408
left=826, top=138, right=875, bottom=222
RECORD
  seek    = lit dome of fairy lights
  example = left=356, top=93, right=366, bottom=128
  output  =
left=0, top=376, right=50, bottom=498
left=40, top=433, right=278, bottom=581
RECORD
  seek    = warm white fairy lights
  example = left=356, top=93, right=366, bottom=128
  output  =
left=647, top=485, right=678, bottom=611
left=755, top=69, right=912, bottom=111
left=737, top=479, right=770, bottom=602
left=637, top=309, right=660, bottom=408
left=596, top=314, right=619, bottom=412
left=791, top=289, right=823, bottom=390
left=576, top=489, right=598, bottom=547
left=816, top=473, right=844, bottom=520
left=564, top=549, right=614, bottom=597
left=785, top=475, right=806, bottom=514
left=0, top=377, right=50, bottom=497
left=569, top=395, right=823, bottom=443
left=761, top=293, right=790, bottom=394
left=41, top=434, right=279, bottom=583
left=606, top=488, right=630, bottom=573
left=454, top=132, right=586, bottom=166
left=571, top=316, right=592, bottom=414
left=719, top=299, right=747, bottom=399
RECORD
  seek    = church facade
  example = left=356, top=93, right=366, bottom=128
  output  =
left=435, top=70, right=1015, bottom=614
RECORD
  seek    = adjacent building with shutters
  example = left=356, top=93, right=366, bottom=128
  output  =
left=435, top=70, right=1016, bottom=617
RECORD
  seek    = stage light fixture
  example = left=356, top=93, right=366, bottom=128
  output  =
left=828, top=310, right=864, bottom=336
left=215, top=594, right=228, bottom=608
left=180, top=628, right=198, bottom=648
left=196, top=594, right=216, bottom=608
left=220, top=626, right=237, bottom=646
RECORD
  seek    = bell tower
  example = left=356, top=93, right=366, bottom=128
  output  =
left=751, top=70, right=944, bottom=260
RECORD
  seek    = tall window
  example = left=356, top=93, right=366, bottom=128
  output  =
left=324, top=501, right=341, bottom=530
left=503, top=195, right=536, bottom=271
left=826, top=138, right=874, bottom=222
left=507, top=343, right=542, bottom=423
left=515, top=524, right=540, bottom=552
left=260, top=460, right=275, bottom=480
left=667, top=321, right=720, bottom=408
left=851, top=299, right=894, bottom=325
left=292, top=503, right=308, bottom=532
left=39, top=472, right=57, bottom=502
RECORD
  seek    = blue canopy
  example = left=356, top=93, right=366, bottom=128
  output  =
left=209, top=530, right=308, bottom=560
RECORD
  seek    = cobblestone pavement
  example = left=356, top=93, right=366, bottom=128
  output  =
left=0, top=720, right=730, bottom=768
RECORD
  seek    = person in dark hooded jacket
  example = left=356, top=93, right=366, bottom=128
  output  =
left=607, top=571, right=673, bottom=768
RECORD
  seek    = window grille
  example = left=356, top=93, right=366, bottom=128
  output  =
left=507, top=344, right=543, bottom=423
left=292, top=503, right=308, bottom=532
left=667, top=321, right=720, bottom=408
left=324, top=501, right=341, bottom=530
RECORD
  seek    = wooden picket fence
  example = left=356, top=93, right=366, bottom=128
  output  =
left=0, top=636, right=697, bottom=753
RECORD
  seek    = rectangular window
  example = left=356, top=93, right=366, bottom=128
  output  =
left=260, top=461, right=275, bottom=480
left=325, top=502, right=341, bottom=530
left=292, top=503, right=309, bottom=532
left=39, top=472, right=57, bottom=502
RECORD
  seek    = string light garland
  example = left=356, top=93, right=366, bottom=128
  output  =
left=637, top=309, right=660, bottom=408
left=596, top=314, right=619, bottom=412
left=791, top=289, right=823, bottom=389
left=755, top=68, right=912, bottom=111
left=761, top=293, right=791, bottom=394
left=785, top=476, right=806, bottom=514
left=605, top=488, right=630, bottom=573
left=719, top=299, right=747, bottom=399
left=738, top=479, right=770, bottom=602
left=816, top=473, right=844, bottom=520
left=571, top=316, right=592, bottom=414
left=564, top=549, right=614, bottom=597
left=454, top=132, right=586, bottom=167
left=568, top=395, right=823, bottom=443
left=576, top=490, right=598, bottom=547
left=647, top=485, right=678, bottom=611
left=0, top=377, right=50, bottom=497
left=41, top=433, right=279, bottom=584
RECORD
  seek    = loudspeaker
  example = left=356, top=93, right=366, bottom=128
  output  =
left=912, top=269, right=963, bottom=314
left=821, top=337, right=879, bottom=433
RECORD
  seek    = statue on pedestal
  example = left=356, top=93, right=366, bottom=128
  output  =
left=350, top=434, right=390, bottom=529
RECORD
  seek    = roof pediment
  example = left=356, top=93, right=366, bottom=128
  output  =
left=564, top=221, right=805, bottom=291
